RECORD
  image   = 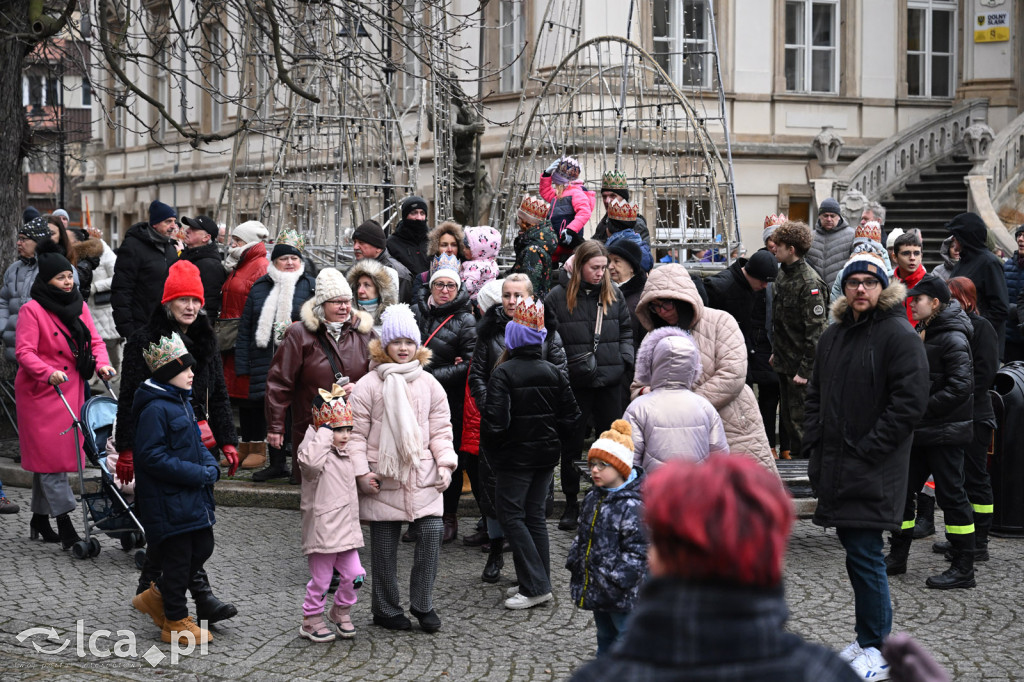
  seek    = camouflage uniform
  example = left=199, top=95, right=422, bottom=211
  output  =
left=510, top=220, right=558, bottom=299
left=772, top=258, right=828, bottom=458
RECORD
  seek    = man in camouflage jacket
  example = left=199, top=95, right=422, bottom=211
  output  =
left=771, top=221, right=829, bottom=459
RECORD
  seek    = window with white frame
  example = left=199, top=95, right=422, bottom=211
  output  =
left=154, top=40, right=171, bottom=137
left=652, top=0, right=712, bottom=88
left=402, top=0, right=423, bottom=107
left=907, top=0, right=955, bottom=98
left=498, top=0, right=526, bottom=93
left=784, top=0, right=839, bottom=94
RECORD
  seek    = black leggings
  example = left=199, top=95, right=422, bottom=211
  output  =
left=443, top=451, right=480, bottom=516
left=236, top=398, right=267, bottom=442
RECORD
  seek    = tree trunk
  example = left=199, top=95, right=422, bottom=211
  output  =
left=0, top=1, right=30, bottom=275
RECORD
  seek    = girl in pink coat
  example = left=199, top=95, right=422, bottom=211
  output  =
left=347, top=303, right=457, bottom=634
left=17, top=242, right=114, bottom=549
left=540, top=156, right=596, bottom=264
left=297, top=386, right=366, bottom=643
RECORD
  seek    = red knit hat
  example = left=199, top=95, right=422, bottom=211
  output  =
left=161, top=260, right=205, bottom=306
left=644, top=455, right=793, bottom=588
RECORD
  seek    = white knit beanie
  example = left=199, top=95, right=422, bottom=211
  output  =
left=314, top=267, right=353, bottom=305
left=477, top=278, right=504, bottom=314
left=232, top=220, right=269, bottom=245
left=380, top=303, right=421, bottom=347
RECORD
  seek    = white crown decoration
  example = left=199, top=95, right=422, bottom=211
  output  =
left=513, top=298, right=545, bottom=332
left=143, top=332, right=189, bottom=374
left=312, top=384, right=354, bottom=429
left=607, top=198, right=639, bottom=222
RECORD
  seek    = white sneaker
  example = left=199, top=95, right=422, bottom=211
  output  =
left=849, top=646, right=891, bottom=680
left=839, top=640, right=864, bottom=663
left=506, top=586, right=520, bottom=598
left=504, top=592, right=553, bottom=610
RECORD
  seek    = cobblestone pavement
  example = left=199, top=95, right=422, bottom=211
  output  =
left=0, top=484, right=1021, bottom=681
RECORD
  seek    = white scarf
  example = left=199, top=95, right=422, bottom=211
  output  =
left=254, top=262, right=304, bottom=348
left=375, top=359, right=424, bottom=483
left=223, top=241, right=259, bottom=273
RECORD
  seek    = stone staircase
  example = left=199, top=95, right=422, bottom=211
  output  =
left=883, top=156, right=972, bottom=272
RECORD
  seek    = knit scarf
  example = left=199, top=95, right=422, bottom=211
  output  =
left=255, top=263, right=304, bottom=348
left=359, top=298, right=379, bottom=320
left=224, top=241, right=258, bottom=273
left=30, top=279, right=95, bottom=380
left=375, top=359, right=424, bottom=483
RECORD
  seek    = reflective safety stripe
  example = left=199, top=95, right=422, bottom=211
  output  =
left=972, top=503, right=994, bottom=514
left=945, top=523, right=975, bottom=535
left=901, top=520, right=916, bottom=530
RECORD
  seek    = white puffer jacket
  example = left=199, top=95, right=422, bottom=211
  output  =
left=89, top=240, right=118, bottom=340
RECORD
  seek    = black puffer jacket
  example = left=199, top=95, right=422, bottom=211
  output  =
left=705, top=258, right=756, bottom=343
left=805, top=281, right=930, bottom=531
left=544, top=281, right=634, bottom=388
left=949, top=216, right=1009, bottom=351
left=387, top=219, right=430, bottom=276
left=111, top=222, right=179, bottom=338
left=468, top=304, right=568, bottom=404
left=748, top=284, right=776, bottom=384
left=115, top=305, right=237, bottom=453
left=412, top=289, right=476, bottom=448
left=234, top=270, right=317, bottom=400
left=914, top=300, right=974, bottom=447
left=179, top=242, right=227, bottom=320
left=966, top=310, right=998, bottom=427
left=618, top=274, right=647, bottom=352
left=481, top=344, right=580, bottom=470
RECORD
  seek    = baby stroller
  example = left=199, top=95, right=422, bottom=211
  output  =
left=54, top=383, right=147, bottom=563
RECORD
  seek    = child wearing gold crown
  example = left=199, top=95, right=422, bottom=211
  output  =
left=539, top=156, right=596, bottom=265
left=296, top=386, right=367, bottom=642
left=130, top=332, right=220, bottom=646
left=480, top=298, right=580, bottom=610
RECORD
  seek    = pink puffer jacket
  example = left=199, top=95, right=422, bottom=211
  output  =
left=348, top=342, right=458, bottom=522
left=297, top=425, right=364, bottom=555
left=631, top=264, right=778, bottom=476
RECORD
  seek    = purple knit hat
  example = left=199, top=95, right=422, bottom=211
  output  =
left=505, top=321, right=547, bottom=350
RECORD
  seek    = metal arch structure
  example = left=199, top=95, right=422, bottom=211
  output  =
left=490, top=35, right=740, bottom=260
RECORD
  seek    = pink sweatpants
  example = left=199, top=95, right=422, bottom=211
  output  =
left=303, top=549, right=364, bottom=617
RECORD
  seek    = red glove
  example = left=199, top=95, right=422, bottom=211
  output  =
left=221, top=444, right=240, bottom=478
left=116, top=450, right=134, bottom=486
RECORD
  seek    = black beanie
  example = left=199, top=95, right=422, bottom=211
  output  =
left=607, top=188, right=630, bottom=201
left=36, top=240, right=73, bottom=283
left=402, top=196, right=428, bottom=220
left=151, top=353, right=197, bottom=385
left=607, top=238, right=644, bottom=275
left=352, top=219, right=387, bottom=250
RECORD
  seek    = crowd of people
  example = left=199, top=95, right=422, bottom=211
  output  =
left=7, top=160, right=1009, bottom=679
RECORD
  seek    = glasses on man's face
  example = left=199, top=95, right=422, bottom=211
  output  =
left=432, top=282, right=458, bottom=292
left=844, top=278, right=880, bottom=291
left=589, top=460, right=611, bottom=471
left=649, top=299, right=674, bottom=312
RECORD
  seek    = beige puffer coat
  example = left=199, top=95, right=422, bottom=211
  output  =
left=632, top=264, right=778, bottom=476
left=297, top=425, right=364, bottom=555
left=348, top=341, right=458, bottom=522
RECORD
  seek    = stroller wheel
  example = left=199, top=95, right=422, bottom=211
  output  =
left=120, top=534, right=134, bottom=552
left=133, top=531, right=146, bottom=549
left=72, top=541, right=90, bottom=559
left=88, top=537, right=101, bottom=558
left=134, top=549, right=147, bottom=570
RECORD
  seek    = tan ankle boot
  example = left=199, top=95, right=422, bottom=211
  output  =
left=132, top=583, right=166, bottom=629
left=241, top=442, right=267, bottom=469
left=161, top=616, right=212, bottom=644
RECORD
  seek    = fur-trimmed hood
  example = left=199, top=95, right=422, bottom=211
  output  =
left=368, top=337, right=432, bottom=368
left=299, top=297, right=374, bottom=335
left=831, top=280, right=908, bottom=322
left=347, top=258, right=399, bottom=310
left=635, top=264, right=703, bottom=331
left=427, top=221, right=467, bottom=261
left=71, top=237, right=104, bottom=263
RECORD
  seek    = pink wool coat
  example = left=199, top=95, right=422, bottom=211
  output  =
left=297, top=425, right=365, bottom=555
left=347, top=342, right=458, bottom=522
left=16, top=299, right=110, bottom=473
left=632, top=265, right=778, bottom=476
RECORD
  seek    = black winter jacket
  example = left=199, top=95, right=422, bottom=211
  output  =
left=593, top=212, right=651, bottom=245
left=748, top=283, right=776, bottom=385
left=966, top=310, right=998, bottom=427
left=914, top=300, right=974, bottom=447
left=468, top=304, right=568, bottom=404
left=618, top=274, right=647, bottom=352
left=705, top=259, right=756, bottom=344
left=132, top=379, right=219, bottom=545
left=544, top=281, right=634, bottom=388
left=805, top=281, right=930, bottom=530
left=111, top=222, right=179, bottom=338
left=569, top=579, right=860, bottom=682
left=949, top=220, right=1008, bottom=353
left=179, top=242, right=227, bottom=320
left=413, top=289, right=476, bottom=448
left=387, top=219, right=430, bottom=276
left=481, top=345, right=580, bottom=470
left=1003, top=255, right=1024, bottom=344
left=116, top=306, right=237, bottom=453
left=234, top=270, right=317, bottom=399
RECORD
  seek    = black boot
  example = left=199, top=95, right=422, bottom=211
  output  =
left=251, top=447, right=289, bottom=482
left=926, top=540, right=976, bottom=589
left=558, top=499, right=579, bottom=531
left=190, top=569, right=238, bottom=624
left=884, top=531, right=912, bottom=575
left=481, top=541, right=504, bottom=583
left=974, top=511, right=992, bottom=562
left=55, top=513, right=81, bottom=551
left=912, top=494, right=935, bottom=539
left=29, top=514, right=60, bottom=543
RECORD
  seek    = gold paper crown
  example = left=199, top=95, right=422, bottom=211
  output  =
left=763, top=213, right=788, bottom=229
left=555, top=156, right=581, bottom=183
left=602, top=170, right=628, bottom=190
left=275, top=228, right=306, bottom=251
left=513, top=298, right=545, bottom=332
left=607, top=198, right=639, bottom=222
left=429, top=253, right=460, bottom=278
left=312, top=384, right=354, bottom=429
left=518, top=195, right=550, bottom=223
left=143, top=332, right=190, bottom=374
